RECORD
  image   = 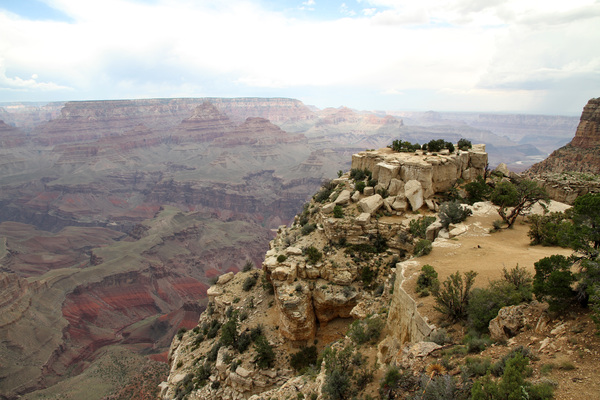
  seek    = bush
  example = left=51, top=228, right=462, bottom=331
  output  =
left=314, top=180, right=336, bottom=203
left=464, top=333, right=492, bottom=353
left=438, top=201, right=472, bottom=229
left=290, top=345, right=318, bottom=373
left=461, top=357, right=491, bottom=379
left=527, top=212, right=572, bottom=247
left=434, top=270, right=477, bottom=321
left=414, top=239, right=432, bottom=257
left=333, top=205, right=344, bottom=218
left=242, top=260, right=254, bottom=272
left=253, top=335, right=275, bottom=369
left=379, top=366, right=419, bottom=399
left=502, top=265, right=533, bottom=299
left=355, top=181, right=366, bottom=193
left=242, top=274, right=258, bottom=291
left=389, top=139, right=421, bottom=152
left=467, top=280, right=527, bottom=334
left=464, top=175, right=491, bottom=204
left=350, top=168, right=372, bottom=181
left=347, top=316, right=385, bottom=344
left=277, top=254, right=287, bottom=263
left=220, top=316, right=238, bottom=346
left=416, top=264, right=439, bottom=295
left=458, top=138, right=472, bottom=151
left=236, top=331, right=252, bottom=353
left=533, top=255, right=575, bottom=312
left=301, top=223, right=317, bottom=236
left=429, top=328, right=452, bottom=345
left=409, top=216, right=436, bottom=239
left=305, top=246, right=323, bottom=264
left=413, top=374, right=460, bottom=400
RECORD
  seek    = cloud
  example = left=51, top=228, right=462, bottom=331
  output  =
left=0, top=0, right=597, bottom=114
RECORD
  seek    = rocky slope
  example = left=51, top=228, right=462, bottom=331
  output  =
left=526, top=97, right=600, bottom=203
left=162, top=147, right=599, bottom=400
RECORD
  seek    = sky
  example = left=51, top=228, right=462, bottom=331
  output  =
left=0, top=0, right=599, bottom=115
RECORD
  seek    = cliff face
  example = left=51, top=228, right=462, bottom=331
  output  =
left=526, top=97, right=600, bottom=203
left=529, top=97, right=600, bottom=175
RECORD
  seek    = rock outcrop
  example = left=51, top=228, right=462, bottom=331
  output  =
left=525, top=97, right=600, bottom=202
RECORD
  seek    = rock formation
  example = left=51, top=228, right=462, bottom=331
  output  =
left=527, top=97, right=600, bottom=203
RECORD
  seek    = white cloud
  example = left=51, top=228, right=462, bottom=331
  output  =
left=0, top=0, right=597, bottom=113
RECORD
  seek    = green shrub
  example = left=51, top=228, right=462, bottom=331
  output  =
left=277, top=254, right=287, bottom=263
left=527, top=212, right=572, bottom=247
left=355, top=181, right=366, bottom=193
left=253, top=335, right=275, bottom=369
left=350, top=168, right=371, bottom=181
left=242, top=274, right=258, bottom=292
left=409, top=216, right=436, bottom=239
left=416, top=264, right=439, bottom=295
left=236, top=331, right=252, bottom=353
left=467, top=280, right=527, bottom=334
left=461, top=357, right=491, bottom=379
left=458, top=138, right=472, bottom=150
left=206, top=342, right=222, bottom=362
left=464, top=175, right=491, bottom=204
left=347, top=316, right=384, bottom=344
left=464, top=333, right=492, bottom=353
left=206, top=320, right=221, bottom=339
left=428, top=328, right=452, bottom=345
left=314, top=180, right=336, bottom=203
left=301, top=223, right=317, bottom=236
left=220, top=316, right=238, bottom=346
left=533, top=255, right=575, bottom=312
left=438, top=201, right=472, bottom=229
left=379, top=366, right=419, bottom=399
left=176, top=327, right=187, bottom=340
left=360, top=265, right=376, bottom=287
left=305, top=246, right=323, bottom=264
left=433, top=270, right=477, bottom=321
left=502, top=264, right=533, bottom=296
left=414, top=239, right=432, bottom=257
left=290, top=345, right=318, bottom=373
left=413, top=374, right=460, bottom=400
left=242, top=260, right=254, bottom=272
left=388, top=139, right=421, bottom=153
left=333, top=205, right=344, bottom=218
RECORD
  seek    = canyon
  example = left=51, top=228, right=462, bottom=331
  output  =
left=0, top=97, right=581, bottom=399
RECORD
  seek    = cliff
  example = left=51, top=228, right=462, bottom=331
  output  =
left=527, top=97, right=600, bottom=203
left=161, top=146, right=600, bottom=400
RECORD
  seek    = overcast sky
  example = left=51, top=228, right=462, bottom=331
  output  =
left=0, top=0, right=598, bottom=114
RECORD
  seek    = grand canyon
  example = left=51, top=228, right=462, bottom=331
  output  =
left=0, top=97, right=590, bottom=399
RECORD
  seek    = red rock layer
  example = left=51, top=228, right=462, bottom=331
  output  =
left=0, top=120, right=27, bottom=147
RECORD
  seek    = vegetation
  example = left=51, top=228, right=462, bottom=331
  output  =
left=527, top=212, right=572, bottom=247
left=253, top=334, right=275, bottom=369
left=409, top=216, right=436, bottom=239
left=314, top=180, right=337, bottom=203
left=321, top=346, right=373, bottom=400
left=242, top=273, right=258, bottom=291
left=277, top=254, right=287, bottom=263
left=423, top=139, right=455, bottom=153
left=458, top=138, right=472, bottom=151
left=438, top=200, right=473, bottom=229
left=414, top=239, right=433, bottom=257
left=464, top=175, right=492, bottom=204
left=416, top=264, right=439, bottom=296
left=289, top=345, right=318, bottom=373
left=333, top=205, right=344, bottom=218
left=350, top=168, right=372, bottom=181
left=533, top=255, right=575, bottom=312
left=347, top=316, right=385, bottom=345
left=490, top=179, right=549, bottom=228
left=388, top=139, right=421, bottom=153
left=433, top=270, right=477, bottom=321
left=305, top=246, right=323, bottom=264
left=242, top=260, right=254, bottom=272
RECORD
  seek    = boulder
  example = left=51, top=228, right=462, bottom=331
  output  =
left=364, top=186, right=375, bottom=196
left=312, top=283, right=359, bottom=324
left=488, top=302, right=548, bottom=341
left=217, top=272, right=234, bottom=285
left=355, top=212, right=371, bottom=225
left=404, top=180, right=424, bottom=211
left=388, top=179, right=405, bottom=196
left=351, top=190, right=361, bottom=203
left=322, top=202, right=335, bottom=214
left=358, top=194, right=384, bottom=215
left=391, top=197, right=408, bottom=211
left=334, top=190, right=351, bottom=205
left=425, top=221, right=443, bottom=241
left=286, top=246, right=303, bottom=256
left=448, top=223, right=467, bottom=238
left=494, top=163, right=510, bottom=177
left=383, top=198, right=393, bottom=213
left=469, top=149, right=488, bottom=169
left=376, top=162, right=400, bottom=188
left=425, top=199, right=437, bottom=211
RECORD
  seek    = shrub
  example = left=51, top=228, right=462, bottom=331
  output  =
left=533, top=255, right=575, bottom=312
left=379, top=366, right=419, bottom=399
left=414, top=239, right=432, bottom=257
left=301, top=223, right=317, bottom=236
left=434, top=270, right=477, bottom=321
left=206, top=342, right=222, bottom=362
left=347, top=316, right=384, bottom=344
left=389, top=139, right=421, bottom=152
left=176, top=327, right=187, bottom=340
left=409, top=216, right=436, bottom=239
left=314, top=180, right=336, bottom=203
left=429, top=328, right=452, bottom=346
left=413, top=374, right=459, bottom=400
left=416, top=264, right=439, bottom=295
left=290, top=345, right=318, bottom=372
left=305, top=246, right=323, bottom=264
left=236, top=331, right=252, bottom=353
left=527, top=212, right=572, bottom=247
left=253, top=335, right=275, bottom=369
left=355, top=181, right=366, bottom=193
left=350, top=168, right=371, bottom=181
left=277, top=254, right=287, bottom=263
left=502, top=265, right=533, bottom=299
left=464, top=175, right=491, bottom=204
left=425, top=139, right=447, bottom=153
left=464, top=333, right=492, bottom=353
left=490, top=180, right=549, bottom=228
left=220, top=316, right=238, bottom=346
left=242, top=260, right=254, bottom=272
left=461, top=357, right=491, bottom=379
left=206, top=320, right=221, bottom=339
left=458, top=138, right=472, bottom=151
left=467, top=280, right=527, bottom=334
left=333, top=205, right=344, bottom=218
left=242, top=274, right=258, bottom=292
left=438, top=201, right=472, bottom=229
